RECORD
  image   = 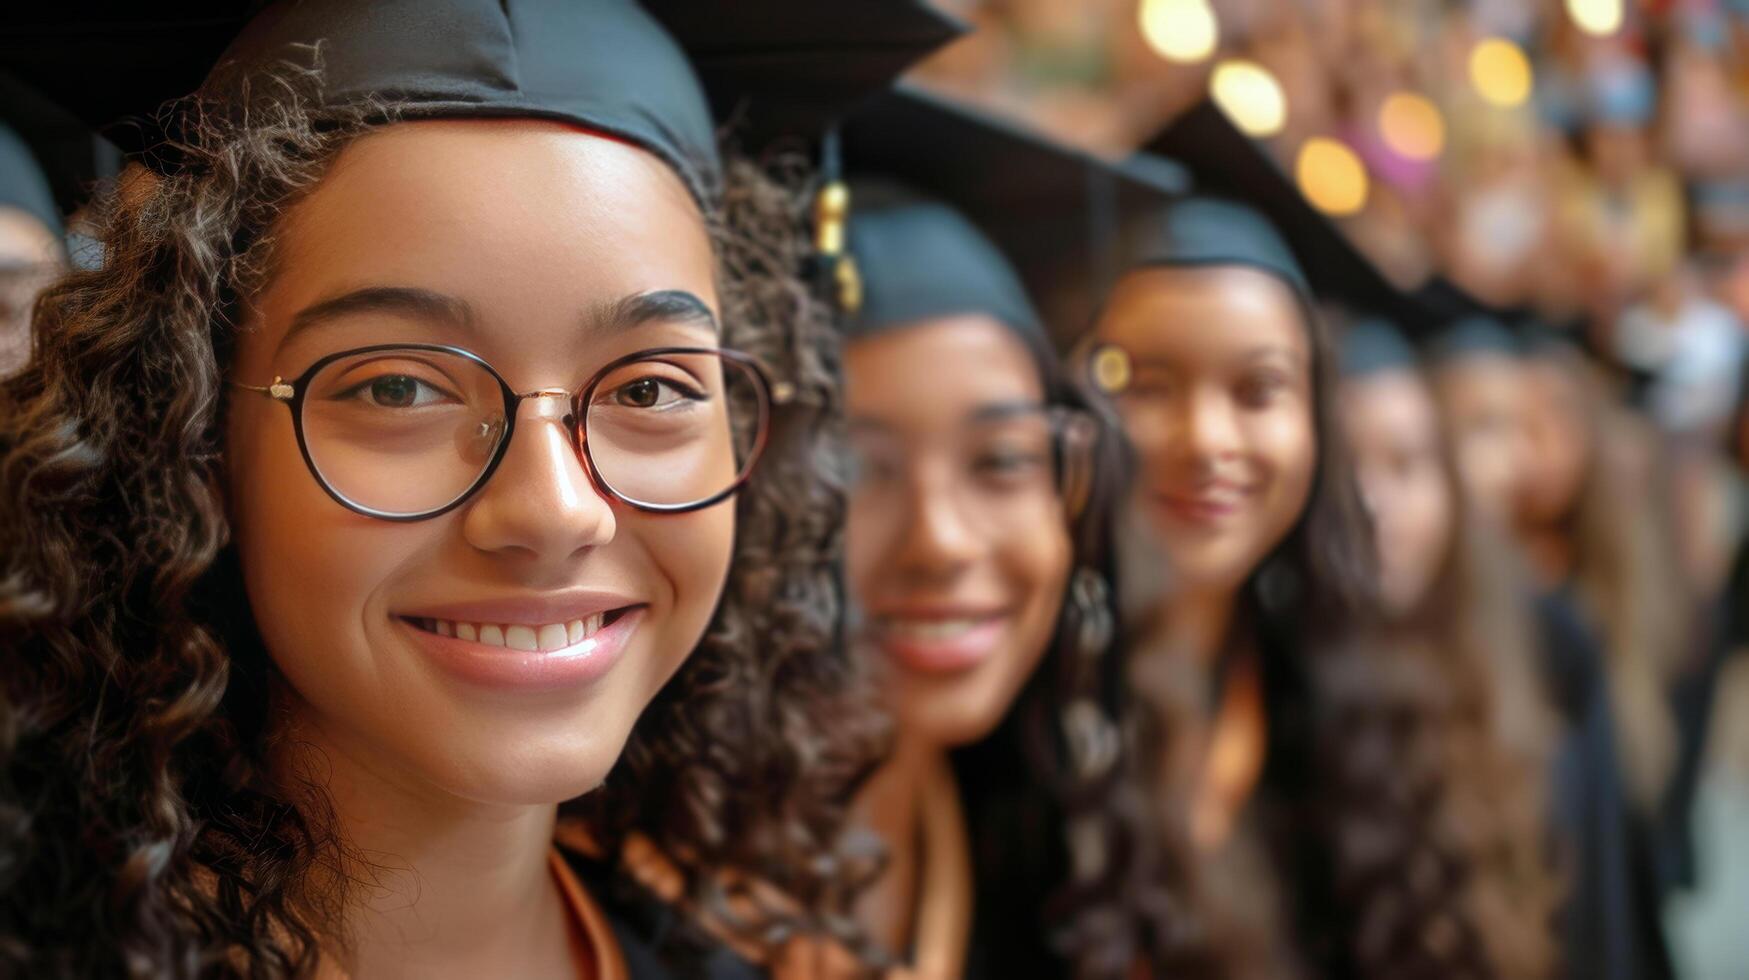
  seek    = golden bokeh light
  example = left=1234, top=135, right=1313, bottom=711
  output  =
left=1139, top=0, right=1219, bottom=64
left=1378, top=91, right=1446, bottom=160
left=1469, top=37, right=1534, bottom=108
left=1211, top=59, right=1288, bottom=137
left=1567, top=0, right=1624, bottom=36
left=1296, top=137, right=1369, bottom=216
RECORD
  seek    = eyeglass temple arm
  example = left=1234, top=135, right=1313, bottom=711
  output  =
left=229, top=379, right=296, bottom=402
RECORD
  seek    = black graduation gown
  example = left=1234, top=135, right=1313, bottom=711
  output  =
left=559, top=848, right=765, bottom=980
left=1533, top=591, right=1675, bottom=980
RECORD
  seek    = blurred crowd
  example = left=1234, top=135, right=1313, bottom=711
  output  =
left=921, top=0, right=1749, bottom=974
left=4, top=2, right=1749, bottom=978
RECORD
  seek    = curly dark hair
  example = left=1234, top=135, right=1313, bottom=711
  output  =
left=1112, top=296, right=1558, bottom=979
left=931, top=321, right=1142, bottom=979
left=0, top=75, right=882, bottom=977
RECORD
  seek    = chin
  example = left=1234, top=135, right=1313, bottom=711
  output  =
left=895, top=681, right=1017, bottom=750
left=417, top=730, right=632, bottom=807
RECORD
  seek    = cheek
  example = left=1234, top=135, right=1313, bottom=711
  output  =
left=1003, top=518, right=1074, bottom=655
left=227, top=404, right=417, bottom=673
left=1251, top=405, right=1317, bottom=528
left=844, top=499, right=882, bottom=606
left=1397, top=474, right=1454, bottom=568
left=631, top=502, right=736, bottom=650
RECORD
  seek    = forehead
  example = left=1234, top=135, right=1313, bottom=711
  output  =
left=254, top=119, right=715, bottom=349
left=845, top=315, right=1044, bottom=423
left=1342, top=370, right=1441, bottom=438
left=1435, top=354, right=1523, bottom=406
left=1097, top=265, right=1308, bottom=359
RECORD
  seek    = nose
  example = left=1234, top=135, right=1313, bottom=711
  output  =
left=887, top=466, right=983, bottom=583
left=1177, top=386, right=1244, bottom=463
left=461, top=396, right=617, bottom=566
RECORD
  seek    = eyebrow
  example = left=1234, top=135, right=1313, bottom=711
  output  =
left=284, top=286, right=473, bottom=345
left=279, top=285, right=718, bottom=351
left=594, top=289, right=719, bottom=335
left=847, top=399, right=1049, bottom=434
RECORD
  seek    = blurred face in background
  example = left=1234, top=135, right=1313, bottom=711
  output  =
left=0, top=205, right=63, bottom=376
left=846, top=317, right=1073, bottom=748
left=1341, top=367, right=1454, bottom=616
left=1433, top=353, right=1527, bottom=525
left=1515, top=354, right=1592, bottom=532
left=1097, top=265, right=1317, bottom=600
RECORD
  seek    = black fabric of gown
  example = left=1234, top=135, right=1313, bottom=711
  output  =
left=559, top=848, right=765, bottom=980
left=1532, top=591, right=1675, bottom=980
left=951, top=674, right=1071, bottom=979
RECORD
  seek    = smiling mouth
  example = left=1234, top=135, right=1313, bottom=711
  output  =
left=875, top=616, right=1004, bottom=640
left=404, top=608, right=635, bottom=652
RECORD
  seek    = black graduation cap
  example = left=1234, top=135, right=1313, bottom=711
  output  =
left=1, top=0, right=961, bottom=202
left=1136, top=99, right=1425, bottom=333
left=843, top=177, right=1045, bottom=342
left=1339, top=316, right=1421, bottom=379
left=838, top=84, right=1179, bottom=349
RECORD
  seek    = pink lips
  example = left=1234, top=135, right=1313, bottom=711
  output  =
left=398, top=606, right=644, bottom=691
left=873, top=614, right=1008, bottom=676
left=1152, top=484, right=1251, bottom=526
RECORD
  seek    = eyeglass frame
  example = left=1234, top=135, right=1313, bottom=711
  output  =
left=231, top=342, right=793, bottom=522
left=848, top=403, right=1101, bottom=523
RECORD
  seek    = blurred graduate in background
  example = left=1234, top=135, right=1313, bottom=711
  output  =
left=818, top=86, right=1153, bottom=978
left=1083, top=102, right=1559, bottom=979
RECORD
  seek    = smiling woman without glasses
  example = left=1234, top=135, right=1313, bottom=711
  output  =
left=0, top=0, right=949, bottom=976
left=1086, top=101, right=1556, bottom=978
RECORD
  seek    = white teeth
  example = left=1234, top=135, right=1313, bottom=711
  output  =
left=537, top=623, right=569, bottom=651
left=425, top=613, right=621, bottom=648
left=884, top=618, right=982, bottom=640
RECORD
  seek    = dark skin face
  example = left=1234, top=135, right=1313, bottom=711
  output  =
left=1097, top=265, right=1317, bottom=600
left=226, top=120, right=733, bottom=811
left=845, top=316, right=1073, bottom=748
left=222, top=119, right=739, bottom=977
left=1515, top=356, right=1591, bottom=532
left=0, top=205, right=61, bottom=376
left=1433, top=352, right=1529, bottom=526
left=1341, top=367, right=1455, bottom=616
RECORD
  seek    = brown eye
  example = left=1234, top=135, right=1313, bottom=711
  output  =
left=618, top=378, right=660, bottom=408
left=608, top=375, right=705, bottom=410
left=333, top=373, right=453, bottom=409
left=370, top=376, right=419, bottom=407
left=1236, top=371, right=1289, bottom=408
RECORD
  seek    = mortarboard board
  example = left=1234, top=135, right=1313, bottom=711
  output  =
left=838, top=84, right=1177, bottom=349
left=1134, top=99, right=1425, bottom=333
left=843, top=177, right=1045, bottom=342
left=1, top=0, right=961, bottom=205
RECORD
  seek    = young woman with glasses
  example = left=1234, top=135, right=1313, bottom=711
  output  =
left=0, top=0, right=905, bottom=975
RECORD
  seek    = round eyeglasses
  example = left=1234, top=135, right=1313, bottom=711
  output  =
left=232, top=344, right=791, bottom=521
left=847, top=405, right=1100, bottom=531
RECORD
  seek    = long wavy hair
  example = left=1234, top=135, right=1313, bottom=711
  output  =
left=1103, top=272, right=1375, bottom=980
left=1523, top=340, right=1680, bottom=815
left=0, top=76, right=882, bottom=978
left=1111, top=285, right=1556, bottom=979
left=933, top=319, right=1139, bottom=979
left=1308, top=364, right=1560, bottom=979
